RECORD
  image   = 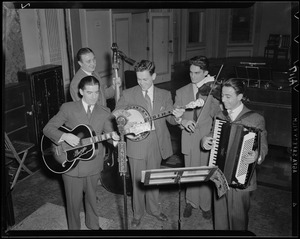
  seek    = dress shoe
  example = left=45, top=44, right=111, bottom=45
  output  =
left=202, top=209, right=212, bottom=220
left=153, top=213, right=168, bottom=221
left=183, top=203, right=193, bottom=218
left=131, top=218, right=141, bottom=228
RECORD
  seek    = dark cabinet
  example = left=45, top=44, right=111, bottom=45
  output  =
left=5, top=81, right=35, bottom=143
left=16, top=64, right=65, bottom=145
left=245, top=87, right=291, bottom=148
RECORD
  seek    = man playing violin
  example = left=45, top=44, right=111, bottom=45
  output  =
left=173, top=56, right=222, bottom=220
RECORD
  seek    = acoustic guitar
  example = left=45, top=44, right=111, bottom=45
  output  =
left=41, top=123, right=151, bottom=174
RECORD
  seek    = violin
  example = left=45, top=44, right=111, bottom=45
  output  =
left=196, top=74, right=223, bottom=100
left=194, top=64, right=224, bottom=126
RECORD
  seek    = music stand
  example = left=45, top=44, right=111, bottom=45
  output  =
left=141, top=166, right=229, bottom=230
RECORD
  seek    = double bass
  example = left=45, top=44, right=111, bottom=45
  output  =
left=100, top=43, right=133, bottom=196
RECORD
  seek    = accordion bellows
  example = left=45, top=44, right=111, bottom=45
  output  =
left=209, top=118, right=261, bottom=189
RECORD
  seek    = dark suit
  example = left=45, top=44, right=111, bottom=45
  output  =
left=70, top=69, right=115, bottom=106
left=174, top=83, right=221, bottom=211
left=116, top=85, right=176, bottom=219
left=213, top=105, right=268, bottom=230
left=43, top=100, right=114, bottom=229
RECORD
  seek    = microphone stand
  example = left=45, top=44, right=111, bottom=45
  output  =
left=116, top=116, right=128, bottom=230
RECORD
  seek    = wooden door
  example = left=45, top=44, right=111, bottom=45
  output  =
left=131, top=12, right=148, bottom=62
left=79, top=9, right=113, bottom=78
left=149, top=12, right=173, bottom=84
left=112, top=13, right=132, bottom=73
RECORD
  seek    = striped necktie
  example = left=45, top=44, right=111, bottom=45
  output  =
left=87, top=105, right=92, bottom=120
left=228, top=110, right=234, bottom=121
left=193, top=87, right=202, bottom=121
left=144, top=90, right=152, bottom=114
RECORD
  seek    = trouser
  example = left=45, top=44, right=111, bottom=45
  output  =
left=62, top=174, right=100, bottom=230
left=213, top=187, right=250, bottom=230
left=128, top=132, right=162, bottom=219
left=184, top=153, right=212, bottom=211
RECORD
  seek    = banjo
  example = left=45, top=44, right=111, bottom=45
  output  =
left=113, top=98, right=204, bottom=141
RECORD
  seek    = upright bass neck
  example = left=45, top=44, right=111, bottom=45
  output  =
left=114, top=69, right=120, bottom=103
left=112, top=43, right=121, bottom=103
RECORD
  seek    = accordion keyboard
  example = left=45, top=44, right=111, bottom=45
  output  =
left=208, top=119, right=226, bottom=166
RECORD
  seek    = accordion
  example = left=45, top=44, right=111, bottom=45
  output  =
left=208, top=118, right=261, bottom=189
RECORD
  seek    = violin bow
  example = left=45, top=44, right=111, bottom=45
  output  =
left=195, top=64, right=224, bottom=126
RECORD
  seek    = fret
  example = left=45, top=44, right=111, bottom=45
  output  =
left=146, top=110, right=173, bottom=121
left=101, top=132, right=113, bottom=141
left=78, top=132, right=115, bottom=147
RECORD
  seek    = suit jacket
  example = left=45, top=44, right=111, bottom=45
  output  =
left=70, top=68, right=115, bottom=106
left=215, top=105, right=268, bottom=191
left=174, top=83, right=221, bottom=166
left=116, top=85, right=174, bottom=160
left=43, top=100, right=115, bottom=177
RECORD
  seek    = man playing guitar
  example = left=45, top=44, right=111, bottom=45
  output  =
left=43, top=75, right=119, bottom=230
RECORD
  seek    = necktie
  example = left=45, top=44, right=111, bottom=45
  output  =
left=228, top=110, right=234, bottom=121
left=193, top=87, right=202, bottom=121
left=87, top=105, right=92, bottom=120
left=144, top=90, right=152, bottom=114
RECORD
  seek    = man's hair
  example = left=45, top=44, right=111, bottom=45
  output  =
left=76, top=47, right=94, bottom=62
left=78, top=75, right=100, bottom=91
left=134, top=60, right=155, bottom=75
left=189, top=56, right=209, bottom=71
left=222, top=78, right=246, bottom=96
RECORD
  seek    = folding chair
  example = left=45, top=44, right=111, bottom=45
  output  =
left=4, top=132, right=35, bottom=189
left=277, top=34, right=290, bottom=60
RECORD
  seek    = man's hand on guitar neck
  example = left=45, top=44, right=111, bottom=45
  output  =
left=111, top=131, right=120, bottom=147
left=172, top=108, right=185, bottom=119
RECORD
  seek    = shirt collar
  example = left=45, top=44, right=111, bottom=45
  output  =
left=82, top=99, right=94, bottom=112
left=194, top=74, right=214, bottom=89
left=143, top=84, right=154, bottom=96
left=228, top=103, right=243, bottom=120
left=81, top=68, right=92, bottom=76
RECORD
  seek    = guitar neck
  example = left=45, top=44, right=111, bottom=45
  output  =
left=145, top=104, right=191, bottom=121
left=82, top=131, right=115, bottom=146
left=146, top=110, right=173, bottom=121
left=63, top=132, right=116, bottom=151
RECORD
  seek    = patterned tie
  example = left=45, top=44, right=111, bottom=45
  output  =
left=87, top=105, right=92, bottom=120
left=193, top=87, right=202, bottom=121
left=144, top=90, right=152, bottom=114
left=228, top=110, right=234, bottom=122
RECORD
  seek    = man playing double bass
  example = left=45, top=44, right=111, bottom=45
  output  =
left=70, top=47, right=121, bottom=107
